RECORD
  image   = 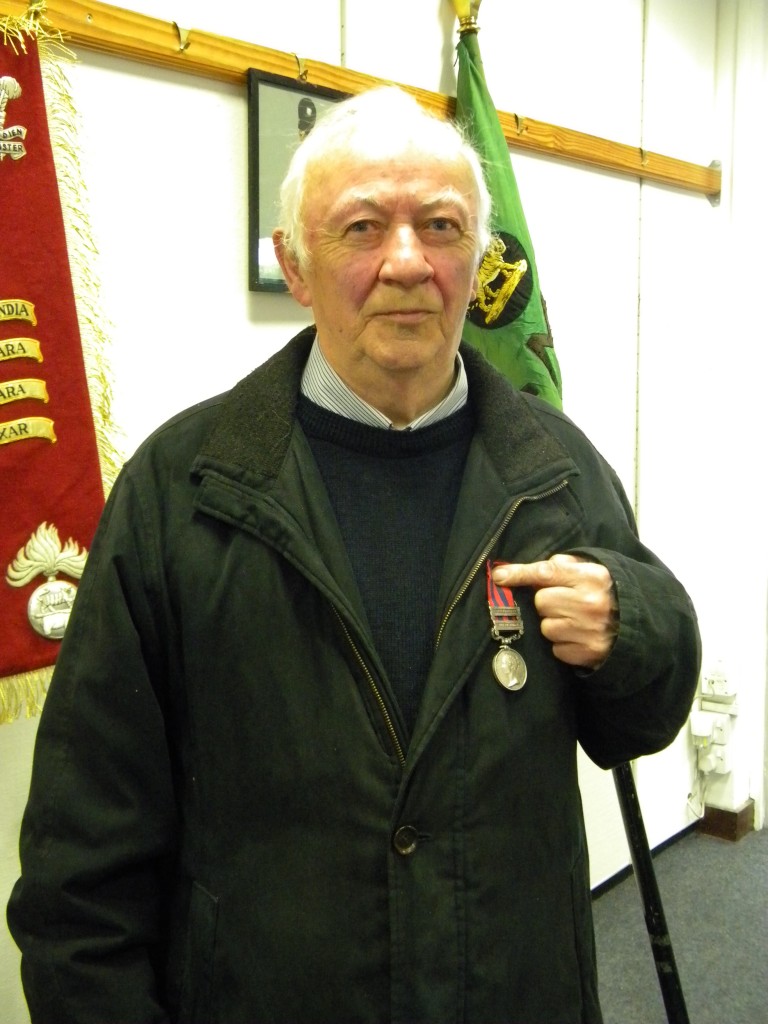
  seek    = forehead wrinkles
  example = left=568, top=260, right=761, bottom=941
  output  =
left=331, top=184, right=474, bottom=223
left=304, top=156, right=479, bottom=227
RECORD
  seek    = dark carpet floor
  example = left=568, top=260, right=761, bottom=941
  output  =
left=592, top=826, right=767, bottom=1024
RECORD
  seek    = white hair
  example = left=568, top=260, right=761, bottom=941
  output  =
left=276, top=86, right=492, bottom=266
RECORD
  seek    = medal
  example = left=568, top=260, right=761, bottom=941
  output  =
left=487, top=560, right=527, bottom=690
left=492, top=646, right=527, bottom=691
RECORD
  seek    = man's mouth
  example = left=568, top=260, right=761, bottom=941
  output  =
left=373, top=309, right=434, bottom=322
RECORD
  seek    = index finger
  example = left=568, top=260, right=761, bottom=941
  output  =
left=491, top=554, right=583, bottom=589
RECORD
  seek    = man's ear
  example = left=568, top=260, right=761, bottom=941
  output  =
left=470, top=270, right=480, bottom=304
left=273, top=230, right=312, bottom=308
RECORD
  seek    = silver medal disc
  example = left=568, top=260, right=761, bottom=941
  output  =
left=492, top=646, right=527, bottom=691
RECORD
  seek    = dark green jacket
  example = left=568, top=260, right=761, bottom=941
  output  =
left=8, top=329, right=700, bottom=1024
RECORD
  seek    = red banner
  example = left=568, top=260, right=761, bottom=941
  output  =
left=1, top=30, right=106, bottom=716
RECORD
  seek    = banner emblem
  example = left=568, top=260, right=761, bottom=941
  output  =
left=6, top=522, right=88, bottom=639
left=467, top=232, right=533, bottom=330
left=0, top=76, right=27, bottom=160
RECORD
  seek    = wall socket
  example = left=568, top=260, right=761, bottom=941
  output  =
left=701, top=663, right=736, bottom=702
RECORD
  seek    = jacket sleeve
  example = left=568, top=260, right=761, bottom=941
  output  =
left=567, top=461, right=701, bottom=769
left=6, top=463, right=177, bottom=1024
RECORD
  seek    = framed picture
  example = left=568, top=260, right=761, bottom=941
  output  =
left=247, top=69, right=347, bottom=292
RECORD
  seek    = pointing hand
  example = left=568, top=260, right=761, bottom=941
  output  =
left=492, top=554, right=618, bottom=670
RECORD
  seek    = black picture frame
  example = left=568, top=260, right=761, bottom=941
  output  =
left=247, top=69, right=348, bottom=292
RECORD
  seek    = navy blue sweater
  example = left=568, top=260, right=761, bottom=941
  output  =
left=298, top=395, right=474, bottom=736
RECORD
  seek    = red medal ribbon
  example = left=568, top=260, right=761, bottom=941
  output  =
left=486, top=560, right=524, bottom=639
left=487, top=559, right=517, bottom=610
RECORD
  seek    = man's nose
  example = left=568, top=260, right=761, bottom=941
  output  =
left=379, top=225, right=433, bottom=284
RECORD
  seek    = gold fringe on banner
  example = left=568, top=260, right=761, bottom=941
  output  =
left=1, top=2, right=123, bottom=723
left=0, top=665, right=52, bottom=724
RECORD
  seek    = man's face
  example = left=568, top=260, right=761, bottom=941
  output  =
left=276, top=151, right=481, bottom=409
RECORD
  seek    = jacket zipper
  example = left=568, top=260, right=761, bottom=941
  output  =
left=334, top=607, right=407, bottom=768
left=434, top=479, right=570, bottom=651
left=334, top=478, right=568, bottom=768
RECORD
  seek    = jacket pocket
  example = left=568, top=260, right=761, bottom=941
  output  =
left=177, top=880, right=219, bottom=1023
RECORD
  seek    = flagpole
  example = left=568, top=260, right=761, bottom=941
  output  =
left=613, top=761, right=690, bottom=1024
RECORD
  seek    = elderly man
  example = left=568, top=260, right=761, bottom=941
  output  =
left=8, top=87, right=699, bottom=1024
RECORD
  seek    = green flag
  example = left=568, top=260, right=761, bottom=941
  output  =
left=455, top=26, right=563, bottom=410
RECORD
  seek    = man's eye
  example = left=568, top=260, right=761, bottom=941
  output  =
left=346, top=220, right=377, bottom=235
left=424, top=218, right=461, bottom=236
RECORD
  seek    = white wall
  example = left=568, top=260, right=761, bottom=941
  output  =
left=1, top=0, right=765, bottom=1020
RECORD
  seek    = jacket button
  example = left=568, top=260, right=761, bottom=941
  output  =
left=393, top=825, right=419, bottom=856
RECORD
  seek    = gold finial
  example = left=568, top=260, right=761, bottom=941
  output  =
left=450, top=0, right=482, bottom=35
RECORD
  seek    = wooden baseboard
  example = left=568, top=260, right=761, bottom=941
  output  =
left=698, top=798, right=755, bottom=841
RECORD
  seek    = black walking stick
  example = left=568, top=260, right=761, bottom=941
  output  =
left=612, top=761, right=690, bottom=1024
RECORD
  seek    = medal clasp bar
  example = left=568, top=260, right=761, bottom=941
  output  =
left=489, top=604, right=524, bottom=642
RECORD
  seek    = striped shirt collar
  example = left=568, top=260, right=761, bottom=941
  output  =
left=300, top=338, right=468, bottom=431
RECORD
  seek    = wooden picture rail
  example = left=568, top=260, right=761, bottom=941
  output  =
left=1, top=0, right=721, bottom=199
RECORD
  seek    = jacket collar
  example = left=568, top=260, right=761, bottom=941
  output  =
left=194, top=326, right=574, bottom=493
